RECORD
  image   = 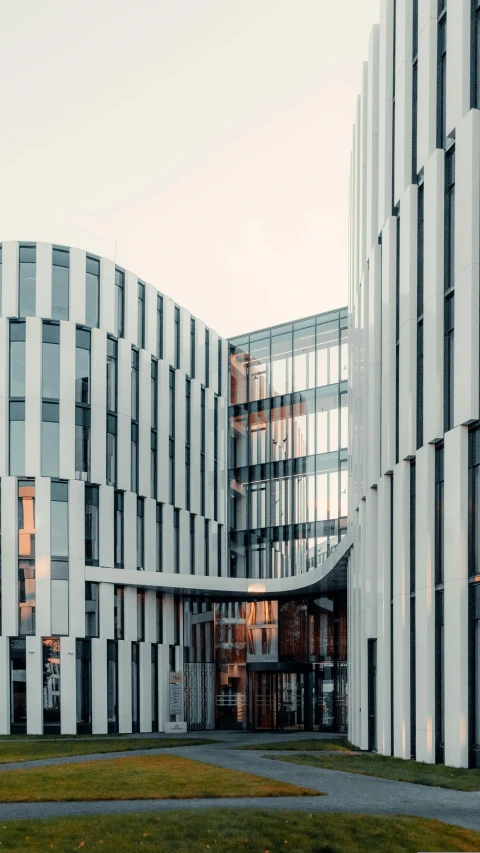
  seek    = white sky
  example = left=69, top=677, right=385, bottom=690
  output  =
left=0, top=0, right=380, bottom=338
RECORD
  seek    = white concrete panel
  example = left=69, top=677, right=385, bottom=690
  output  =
left=26, top=635, right=42, bottom=734
left=163, top=297, right=175, bottom=368
left=92, top=638, right=108, bottom=734
left=69, top=248, right=86, bottom=327
left=180, top=307, right=190, bottom=377
left=376, top=475, right=392, bottom=755
left=35, top=477, right=51, bottom=637
left=145, top=589, right=157, bottom=643
left=69, top=480, right=85, bottom=639
left=196, top=318, right=206, bottom=387
left=398, top=320, right=417, bottom=460
left=423, top=150, right=444, bottom=444
left=423, top=291, right=444, bottom=444
left=392, top=461, right=411, bottom=759
left=25, top=317, right=41, bottom=477
left=140, top=642, right=152, bottom=732
left=99, top=582, right=114, bottom=639
left=145, top=283, right=158, bottom=357
left=0, top=319, right=8, bottom=476
left=144, top=498, right=156, bottom=573
left=124, top=491, right=136, bottom=572
left=2, top=241, right=18, bottom=317
left=124, top=585, right=137, bottom=641
left=162, top=503, right=174, bottom=574
left=118, top=640, right=132, bottom=733
left=377, top=0, right=394, bottom=230
left=417, top=6, right=438, bottom=172
left=157, top=644, right=170, bottom=731
left=35, top=242, right=52, bottom=320
left=162, top=592, right=174, bottom=645
left=99, top=485, right=114, bottom=570
left=0, top=638, right=9, bottom=733
left=100, top=258, right=115, bottom=336
left=124, top=270, right=138, bottom=348
left=415, top=443, right=436, bottom=762
left=138, top=350, right=151, bottom=499
left=91, top=329, right=107, bottom=486
left=443, top=426, right=469, bottom=767
left=367, top=26, right=380, bottom=253
left=446, top=0, right=471, bottom=139
left=394, top=61, right=413, bottom=206
left=60, top=636, right=76, bottom=734
left=210, top=329, right=219, bottom=396
left=59, top=320, right=75, bottom=481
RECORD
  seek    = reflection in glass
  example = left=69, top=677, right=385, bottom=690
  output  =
left=246, top=600, right=278, bottom=662
left=75, top=406, right=90, bottom=479
left=76, top=638, right=92, bottom=732
left=75, top=329, right=91, bottom=404
left=10, top=322, right=26, bottom=397
left=279, top=600, right=309, bottom=662
left=131, top=643, right=140, bottom=732
left=10, top=638, right=27, bottom=730
left=9, top=402, right=25, bottom=475
left=19, top=245, right=36, bottom=318
left=248, top=337, right=270, bottom=402
left=41, top=403, right=59, bottom=477
left=85, top=485, right=99, bottom=565
left=271, top=332, right=292, bottom=396
left=107, top=640, right=118, bottom=733
left=114, top=491, right=124, bottom=567
left=85, top=581, right=99, bottom=637
left=43, top=638, right=61, bottom=732
left=215, top=602, right=247, bottom=729
left=293, top=326, right=315, bottom=392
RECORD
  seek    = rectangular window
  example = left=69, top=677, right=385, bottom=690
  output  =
left=444, top=293, right=454, bottom=432
left=51, top=481, right=68, bottom=558
left=10, top=401, right=25, bottom=476
left=151, top=430, right=157, bottom=500
left=151, top=359, right=158, bottom=430
left=174, top=305, right=180, bottom=369
left=417, top=183, right=424, bottom=316
left=114, top=585, right=124, bottom=640
left=42, top=638, right=61, bottom=733
left=106, top=414, right=117, bottom=487
left=204, top=518, right=209, bottom=576
left=51, top=562, right=69, bottom=636
left=18, top=480, right=35, bottom=635
left=75, top=328, right=91, bottom=404
left=190, top=317, right=195, bottom=378
left=137, top=589, right=145, bottom=641
left=156, top=591, right=163, bottom=642
left=42, top=322, right=60, bottom=399
left=76, top=638, right=92, bottom=733
left=52, top=247, right=69, bottom=321
left=444, top=149, right=455, bottom=293
left=151, top=644, right=158, bottom=730
left=41, top=402, right=60, bottom=477
left=114, top=491, right=124, bottom=568
left=114, top=268, right=125, bottom=338
left=106, top=337, right=117, bottom=413
left=131, top=642, right=140, bottom=732
left=435, top=445, right=444, bottom=586
left=190, top=514, right=195, bottom=574
left=137, top=498, right=144, bottom=569
left=169, top=438, right=175, bottom=506
left=10, top=638, right=27, bottom=732
left=131, top=422, right=139, bottom=494
left=156, top=503, right=163, bottom=571
left=19, top=245, right=36, bottom=318
left=137, top=282, right=145, bottom=349
left=218, top=338, right=222, bottom=394
left=417, top=321, right=424, bottom=449
left=437, top=10, right=447, bottom=149
left=85, top=256, right=100, bottom=329
left=75, top=405, right=90, bottom=480
left=205, top=328, right=210, bottom=387
left=131, top=348, right=139, bottom=421
left=107, top=640, right=118, bottom=733
left=186, top=377, right=191, bottom=446
left=10, top=321, right=26, bottom=398
left=201, top=387, right=206, bottom=452
left=157, top=294, right=164, bottom=360
left=217, top=524, right=222, bottom=576
left=85, top=581, right=99, bottom=638
left=174, top=509, right=180, bottom=573
left=185, top=446, right=191, bottom=512
left=85, top=485, right=99, bottom=566
left=169, top=369, right=175, bottom=437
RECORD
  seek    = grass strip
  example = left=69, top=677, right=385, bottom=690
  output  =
left=266, top=751, right=480, bottom=791
left=0, top=754, right=321, bottom=802
left=0, top=737, right=215, bottom=764
left=241, top=737, right=355, bottom=752
left=1, top=809, right=480, bottom=852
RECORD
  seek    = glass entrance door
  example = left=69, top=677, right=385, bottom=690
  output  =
left=249, top=672, right=305, bottom=731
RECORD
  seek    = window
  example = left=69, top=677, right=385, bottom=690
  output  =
left=444, top=294, right=454, bottom=432
left=205, top=328, right=210, bottom=387
left=190, top=317, right=196, bottom=377
left=174, top=305, right=180, bottom=368
left=42, top=402, right=60, bottom=477
left=190, top=514, right=195, bottom=574
left=42, top=322, right=60, bottom=400
left=157, top=294, right=164, bottom=360
left=107, top=640, right=118, bottom=733
left=416, top=321, right=424, bottom=449
left=169, top=439, right=175, bottom=506
left=417, top=186, right=424, bottom=317
left=138, top=282, right=145, bottom=349
left=137, top=498, right=144, bottom=570
left=106, top=337, right=117, bottom=413
left=204, top=518, right=209, bottom=576
left=18, top=480, right=35, bottom=635
left=10, top=638, right=27, bottom=732
left=114, top=585, right=124, bottom=640
left=185, top=378, right=191, bottom=511
left=75, top=405, right=90, bottom=480
left=51, top=481, right=68, bottom=558
left=75, top=328, right=91, bottom=404
left=85, top=485, right=99, bottom=566
left=137, top=590, right=145, bottom=641
left=151, top=359, right=158, bottom=430
left=156, top=503, right=163, bottom=571
left=435, top=446, right=444, bottom=586
left=174, top=509, right=180, bottom=573
left=151, top=644, right=159, bottom=730
left=217, top=525, right=222, bottom=576
left=444, top=150, right=455, bottom=293
left=131, top=642, right=140, bottom=732
left=218, top=338, right=222, bottom=393
left=43, top=638, right=61, bottom=733
left=9, top=401, right=25, bottom=476
left=114, top=491, right=124, bottom=568
left=156, top=591, right=163, bottom=642
left=131, top=349, right=139, bottom=421
left=52, top=247, right=69, bottom=321
left=201, top=387, right=206, bottom=516
left=85, top=582, right=99, bottom=638
left=214, top=395, right=218, bottom=520
left=437, top=4, right=447, bottom=148
left=169, top=368, right=175, bottom=506
left=85, top=256, right=100, bottom=329
left=151, top=359, right=158, bottom=500
left=114, top=268, right=125, bottom=338
left=131, top=422, right=139, bottom=493
left=10, top=321, right=26, bottom=398
left=106, top=414, right=117, bottom=487
left=151, top=431, right=157, bottom=500
left=19, top=245, right=36, bottom=318
left=76, top=639, right=92, bottom=733
left=169, top=369, right=175, bottom=437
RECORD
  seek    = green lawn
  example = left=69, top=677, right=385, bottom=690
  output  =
left=0, top=736, right=215, bottom=764
left=242, top=737, right=355, bottom=752
left=266, top=752, right=480, bottom=791
left=2, top=809, right=480, bottom=852
left=0, top=754, right=320, bottom=802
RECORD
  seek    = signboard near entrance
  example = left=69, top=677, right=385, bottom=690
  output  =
left=169, top=672, right=184, bottom=716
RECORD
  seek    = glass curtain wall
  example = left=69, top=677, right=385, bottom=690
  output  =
left=228, top=309, right=348, bottom=579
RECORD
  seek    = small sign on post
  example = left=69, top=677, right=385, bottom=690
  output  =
left=169, top=671, right=184, bottom=717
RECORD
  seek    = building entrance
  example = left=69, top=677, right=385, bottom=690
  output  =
left=248, top=671, right=305, bottom=731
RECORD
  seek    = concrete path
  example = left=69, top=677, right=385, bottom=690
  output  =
left=1, top=733, right=480, bottom=832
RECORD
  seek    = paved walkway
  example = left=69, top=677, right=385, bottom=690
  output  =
left=1, top=732, right=480, bottom=831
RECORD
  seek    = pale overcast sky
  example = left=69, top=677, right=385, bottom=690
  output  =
left=0, top=0, right=380, bottom=338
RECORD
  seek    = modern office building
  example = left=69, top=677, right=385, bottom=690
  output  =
left=0, top=241, right=350, bottom=737
left=348, top=0, right=480, bottom=768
